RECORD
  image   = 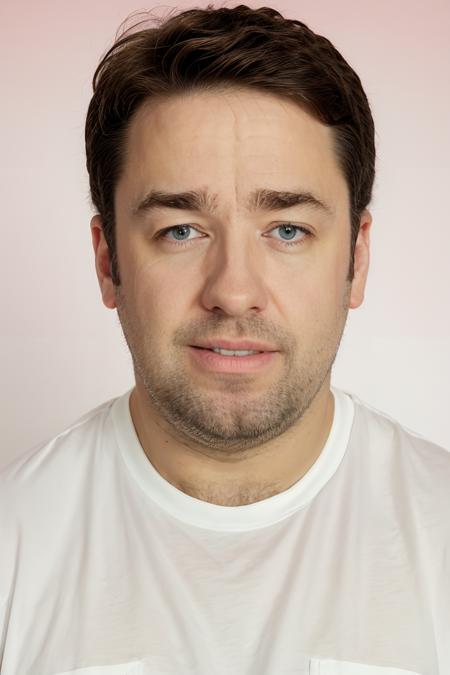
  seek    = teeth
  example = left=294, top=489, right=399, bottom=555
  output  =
left=211, top=348, right=260, bottom=356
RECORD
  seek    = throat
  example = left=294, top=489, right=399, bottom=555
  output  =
left=174, top=477, right=288, bottom=506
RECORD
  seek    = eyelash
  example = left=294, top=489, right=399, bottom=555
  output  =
left=155, top=224, right=311, bottom=249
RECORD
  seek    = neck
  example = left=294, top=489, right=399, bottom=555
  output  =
left=129, top=379, right=334, bottom=506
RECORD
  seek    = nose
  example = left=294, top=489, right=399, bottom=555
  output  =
left=200, top=230, right=268, bottom=317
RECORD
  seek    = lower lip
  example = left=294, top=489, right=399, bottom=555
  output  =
left=188, top=347, right=278, bottom=373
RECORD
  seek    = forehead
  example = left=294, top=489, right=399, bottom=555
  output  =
left=117, top=87, right=348, bottom=214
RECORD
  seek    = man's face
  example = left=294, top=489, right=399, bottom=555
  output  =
left=93, top=87, right=370, bottom=452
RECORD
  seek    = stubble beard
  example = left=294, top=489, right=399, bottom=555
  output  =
left=115, top=285, right=350, bottom=454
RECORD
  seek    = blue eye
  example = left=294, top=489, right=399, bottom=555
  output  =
left=277, top=224, right=297, bottom=240
left=156, top=223, right=310, bottom=249
left=271, top=224, right=309, bottom=246
left=167, top=225, right=195, bottom=240
left=157, top=225, right=203, bottom=245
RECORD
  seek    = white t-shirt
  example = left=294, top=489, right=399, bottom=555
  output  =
left=1, top=388, right=449, bottom=675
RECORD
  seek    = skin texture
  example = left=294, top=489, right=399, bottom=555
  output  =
left=91, top=87, right=371, bottom=506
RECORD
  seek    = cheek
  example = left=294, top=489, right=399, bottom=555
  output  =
left=284, top=244, right=346, bottom=297
left=127, top=253, right=198, bottom=335
left=278, top=246, right=349, bottom=332
left=314, top=233, right=351, bottom=303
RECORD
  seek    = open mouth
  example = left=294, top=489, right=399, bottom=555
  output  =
left=191, top=346, right=264, bottom=357
left=188, top=345, right=278, bottom=373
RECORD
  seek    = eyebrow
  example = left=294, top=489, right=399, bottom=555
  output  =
left=132, top=188, right=332, bottom=217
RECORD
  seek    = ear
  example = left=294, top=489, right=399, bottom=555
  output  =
left=90, top=215, right=117, bottom=309
left=349, top=210, right=372, bottom=309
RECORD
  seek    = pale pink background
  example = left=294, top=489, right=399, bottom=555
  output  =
left=1, top=0, right=449, bottom=467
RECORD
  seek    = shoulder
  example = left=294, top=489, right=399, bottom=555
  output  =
left=344, top=389, right=450, bottom=520
left=0, top=392, right=124, bottom=518
left=0, top=392, right=129, bottom=643
left=347, top=389, right=450, bottom=459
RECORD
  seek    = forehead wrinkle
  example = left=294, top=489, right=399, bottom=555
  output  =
left=197, top=188, right=219, bottom=214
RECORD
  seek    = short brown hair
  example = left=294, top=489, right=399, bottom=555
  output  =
left=85, top=4, right=375, bottom=284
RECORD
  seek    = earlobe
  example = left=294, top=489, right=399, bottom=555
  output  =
left=349, top=210, right=372, bottom=310
left=90, top=215, right=117, bottom=310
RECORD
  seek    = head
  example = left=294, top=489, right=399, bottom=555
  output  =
left=87, top=4, right=375, bottom=452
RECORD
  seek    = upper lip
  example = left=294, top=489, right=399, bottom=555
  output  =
left=191, top=339, right=279, bottom=352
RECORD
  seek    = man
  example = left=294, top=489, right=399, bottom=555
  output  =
left=1, top=4, right=449, bottom=674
